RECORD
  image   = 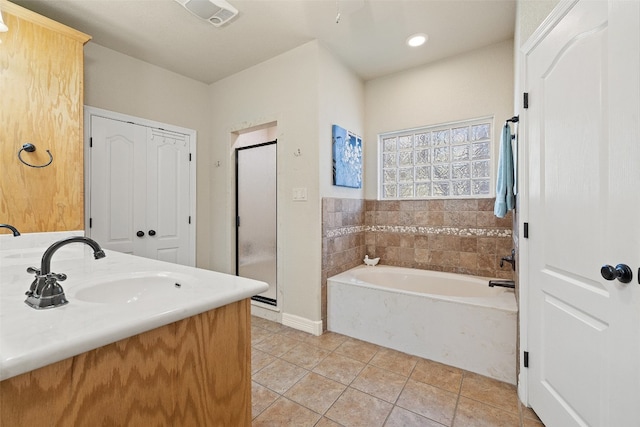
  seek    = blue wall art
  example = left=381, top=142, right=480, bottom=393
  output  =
left=332, top=124, right=362, bottom=188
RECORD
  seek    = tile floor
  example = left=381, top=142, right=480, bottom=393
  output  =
left=251, top=316, right=544, bottom=427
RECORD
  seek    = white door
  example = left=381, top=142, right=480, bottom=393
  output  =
left=525, top=1, right=640, bottom=425
left=89, top=116, right=146, bottom=256
left=89, top=116, right=192, bottom=265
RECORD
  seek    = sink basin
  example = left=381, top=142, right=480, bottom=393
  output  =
left=74, top=272, right=196, bottom=304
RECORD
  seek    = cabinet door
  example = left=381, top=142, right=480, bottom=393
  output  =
left=0, top=4, right=90, bottom=233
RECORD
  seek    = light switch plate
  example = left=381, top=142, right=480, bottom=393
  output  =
left=293, top=187, right=307, bottom=201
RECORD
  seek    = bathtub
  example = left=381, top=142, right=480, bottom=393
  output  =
left=327, top=265, right=517, bottom=384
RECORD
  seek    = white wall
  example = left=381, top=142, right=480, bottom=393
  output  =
left=83, top=43, right=213, bottom=268
left=208, top=41, right=364, bottom=326
left=363, top=40, right=515, bottom=199
left=318, top=43, right=366, bottom=199
left=209, top=41, right=321, bottom=323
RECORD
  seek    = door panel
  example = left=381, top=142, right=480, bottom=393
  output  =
left=146, top=129, right=190, bottom=265
left=526, top=1, right=640, bottom=425
left=90, top=116, right=146, bottom=255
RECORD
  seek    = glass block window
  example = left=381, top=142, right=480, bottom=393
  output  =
left=379, top=117, right=493, bottom=200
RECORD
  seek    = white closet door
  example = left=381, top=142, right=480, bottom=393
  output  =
left=89, top=117, right=191, bottom=265
left=90, top=116, right=147, bottom=256
left=146, top=128, right=191, bottom=265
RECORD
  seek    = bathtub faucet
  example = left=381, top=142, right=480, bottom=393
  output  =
left=488, top=280, right=515, bottom=289
left=24, top=236, right=106, bottom=309
left=0, top=223, right=20, bottom=236
left=500, top=249, right=516, bottom=271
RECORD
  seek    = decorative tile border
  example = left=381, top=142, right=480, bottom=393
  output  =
left=326, top=225, right=512, bottom=238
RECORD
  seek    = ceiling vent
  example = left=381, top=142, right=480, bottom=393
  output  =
left=174, top=0, right=239, bottom=27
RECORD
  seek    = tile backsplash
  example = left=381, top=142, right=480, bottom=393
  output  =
left=321, top=197, right=514, bottom=329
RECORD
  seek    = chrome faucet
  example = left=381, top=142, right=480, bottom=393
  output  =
left=0, top=224, right=21, bottom=236
left=25, top=237, right=106, bottom=309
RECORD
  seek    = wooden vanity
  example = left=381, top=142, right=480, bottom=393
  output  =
left=1, top=299, right=252, bottom=426
left=0, top=0, right=89, bottom=233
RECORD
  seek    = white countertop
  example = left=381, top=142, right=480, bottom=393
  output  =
left=0, top=232, right=268, bottom=381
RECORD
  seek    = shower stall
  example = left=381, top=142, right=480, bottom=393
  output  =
left=235, top=140, right=277, bottom=305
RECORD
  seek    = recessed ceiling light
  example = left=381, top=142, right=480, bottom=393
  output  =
left=406, top=33, right=428, bottom=47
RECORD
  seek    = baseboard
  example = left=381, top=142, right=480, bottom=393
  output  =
left=282, top=313, right=323, bottom=336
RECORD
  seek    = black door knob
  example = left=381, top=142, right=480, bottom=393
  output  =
left=136, top=230, right=145, bottom=237
left=601, top=264, right=633, bottom=284
left=148, top=230, right=156, bottom=236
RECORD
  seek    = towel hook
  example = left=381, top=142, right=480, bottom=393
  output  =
left=18, top=143, right=53, bottom=168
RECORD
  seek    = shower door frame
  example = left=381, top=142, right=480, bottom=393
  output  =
left=235, top=140, right=278, bottom=306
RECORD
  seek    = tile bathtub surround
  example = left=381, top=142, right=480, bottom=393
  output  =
left=321, top=197, right=515, bottom=329
left=322, top=198, right=367, bottom=330
left=251, top=316, right=544, bottom=427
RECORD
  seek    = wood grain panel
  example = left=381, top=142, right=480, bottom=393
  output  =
left=0, top=1, right=90, bottom=233
left=0, top=300, right=251, bottom=426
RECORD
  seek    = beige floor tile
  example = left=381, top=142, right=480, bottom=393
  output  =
left=252, top=348, right=277, bottom=374
left=411, top=358, right=463, bottom=394
left=384, top=406, right=445, bottom=427
left=251, top=326, right=275, bottom=346
left=335, top=338, right=381, bottom=363
left=396, top=379, right=458, bottom=426
left=453, top=396, right=520, bottom=427
left=523, top=419, right=545, bottom=427
left=281, top=343, right=331, bottom=370
left=254, top=333, right=301, bottom=357
left=325, top=387, right=393, bottom=427
left=369, top=347, right=418, bottom=377
left=252, top=397, right=321, bottom=427
left=252, top=316, right=290, bottom=333
left=351, top=365, right=407, bottom=403
left=460, top=372, right=519, bottom=414
left=304, top=331, right=349, bottom=351
left=315, top=417, right=343, bottom=427
left=313, top=352, right=366, bottom=385
left=284, top=372, right=347, bottom=414
left=252, top=381, right=279, bottom=419
left=521, top=404, right=542, bottom=422
left=279, top=326, right=313, bottom=341
left=252, top=359, right=309, bottom=394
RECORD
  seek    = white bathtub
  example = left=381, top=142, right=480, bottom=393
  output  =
left=327, top=265, right=517, bottom=384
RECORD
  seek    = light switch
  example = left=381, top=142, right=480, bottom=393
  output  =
left=293, top=187, right=307, bottom=201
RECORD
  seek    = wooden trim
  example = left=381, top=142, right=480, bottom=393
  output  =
left=0, top=300, right=251, bottom=426
left=0, top=0, right=91, bottom=44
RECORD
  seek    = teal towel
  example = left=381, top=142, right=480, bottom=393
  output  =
left=494, top=123, right=514, bottom=218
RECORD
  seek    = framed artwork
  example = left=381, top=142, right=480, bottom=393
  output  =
left=332, top=124, right=362, bottom=188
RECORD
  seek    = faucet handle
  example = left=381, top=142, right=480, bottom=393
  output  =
left=26, top=266, right=41, bottom=275
left=49, top=272, right=67, bottom=282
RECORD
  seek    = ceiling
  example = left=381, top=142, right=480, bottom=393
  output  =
left=11, top=0, right=516, bottom=85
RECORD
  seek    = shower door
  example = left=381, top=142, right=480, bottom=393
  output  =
left=236, top=141, right=277, bottom=305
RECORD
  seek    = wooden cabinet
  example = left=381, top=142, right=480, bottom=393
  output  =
left=0, top=0, right=91, bottom=233
left=0, top=299, right=252, bottom=426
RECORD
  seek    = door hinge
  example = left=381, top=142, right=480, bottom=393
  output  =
left=236, top=216, right=240, bottom=227
left=188, top=216, right=191, bottom=224
left=523, top=222, right=529, bottom=238
left=89, top=218, right=93, bottom=228
left=89, top=137, right=93, bottom=148
left=524, top=351, right=529, bottom=368
left=189, top=153, right=192, bottom=161
left=523, top=92, right=529, bottom=109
